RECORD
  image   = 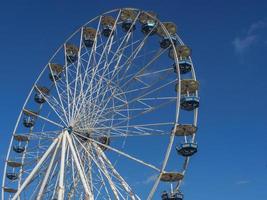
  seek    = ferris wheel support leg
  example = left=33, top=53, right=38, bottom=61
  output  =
left=58, top=133, right=67, bottom=200
left=36, top=137, right=62, bottom=200
left=74, top=137, right=119, bottom=200
left=11, top=135, right=61, bottom=200
left=94, top=150, right=120, bottom=200
left=94, top=143, right=135, bottom=200
left=66, top=133, right=94, bottom=200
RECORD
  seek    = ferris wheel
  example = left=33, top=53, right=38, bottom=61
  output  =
left=2, top=8, right=200, bottom=200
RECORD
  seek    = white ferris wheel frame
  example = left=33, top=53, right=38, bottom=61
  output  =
left=2, top=8, right=199, bottom=200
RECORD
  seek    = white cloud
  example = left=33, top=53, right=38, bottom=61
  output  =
left=142, top=174, right=158, bottom=185
left=233, top=19, right=267, bottom=54
left=233, top=35, right=257, bottom=54
left=248, top=20, right=267, bottom=34
left=235, top=180, right=250, bottom=185
left=133, top=174, right=158, bottom=186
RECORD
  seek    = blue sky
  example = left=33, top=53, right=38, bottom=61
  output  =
left=0, top=0, right=267, bottom=199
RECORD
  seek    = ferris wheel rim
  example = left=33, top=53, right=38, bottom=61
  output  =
left=2, top=8, right=199, bottom=200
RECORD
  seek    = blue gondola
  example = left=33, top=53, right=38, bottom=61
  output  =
left=49, top=71, right=61, bottom=81
left=49, top=64, right=63, bottom=82
left=34, top=87, right=49, bottom=104
left=161, top=191, right=183, bottom=200
left=23, top=115, right=35, bottom=128
left=161, top=191, right=169, bottom=200
left=83, top=28, right=96, bottom=48
left=34, top=93, right=46, bottom=104
left=13, top=146, right=25, bottom=153
left=171, top=191, right=184, bottom=200
left=102, top=25, right=113, bottom=37
left=160, top=35, right=177, bottom=49
left=83, top=38, right=94, bottom=48
left=142, top=20, right=157, bottom=35
left=6, top=173, right=18, bottom=181
left=66, top=51, right=78, bottom=64
left=173, top=59, right=192, bottom=74
left=180, top=96, right=199, bottom=111
left=122, top=19, right=136, bottom=32
left=176, top=142, right=198, bottom=157
left=66, top=45, right=78, bottom=64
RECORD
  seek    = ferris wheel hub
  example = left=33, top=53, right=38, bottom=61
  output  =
left=67, top=126, right=73, bottom=134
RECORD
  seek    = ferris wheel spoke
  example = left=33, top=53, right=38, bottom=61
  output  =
left=72, top=55, right=109, bottom=121
left=48, top=65, right=70, bottom=125
left=90, top=57, right=172, bottom=127
left=34, top=85, right=68, bottom=127
left=87, top=48, right=144, bottom=120
left=36, top=115, right=64, bottom=129
left=71, top=28, right=84, bottom=120
left=93, top=150, right=123, bottom=200
left=96, top=100, right=168, bottom=118
left=121, top=98, right=176, bottom=125
left=91, top=123, right=172, bottom=138
left=92, top=110, right=127, bottom=126
left=93, top=87, right=176, bottom=130
left=100, top=77, right=177, bottom=120
left=111, top=47, right=160, bottom=86
left=73, top=38, right=131, bottom=121
left=15, top=130, right=61, bottom=140
left=87, top=62, right=173, bottom=108
left=83, top=13, right=120, bottom=96
left=73, top=11, right=125, bottom=120
left=104, top=102, right=175, bottom=131
left=48, top=95, right=70, bottom=121
left=103, top=36, right=142, bottom=77
left=118, top=66, right=172, bottom=85
left=107, top=48, right=158, bottom=86
left=84, top=86, right=121, bottom=127
left=94, top=168, right=112, bottom=200
left=51, top=82, right=77, bottom=119
left=66, top=145, right=99, bottom=200
left=89, top=91, right=126, bottom=128
left=75, top=136, right=120, bottom=200
left=89, top=13, right=141, bottom=117
left=72, top=134, right=120, bottom=200
left=115, top=22, right=158, bottom=85
left=75, top=132, right=160, bottom=172
left=72, top=46, right=105, bottom=119
left=73, top=57, right=111, bottom=120
left=120, top=48, right=168, bottom=89
left=93, top=143, right=136, bottom=200
left=63, top=47, right=75, bottom=123
left=89, top=155, right=115, bottom=200
left=22, top=109, right=65, bottom=129
left=19, top=146, right=57, bottom=162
